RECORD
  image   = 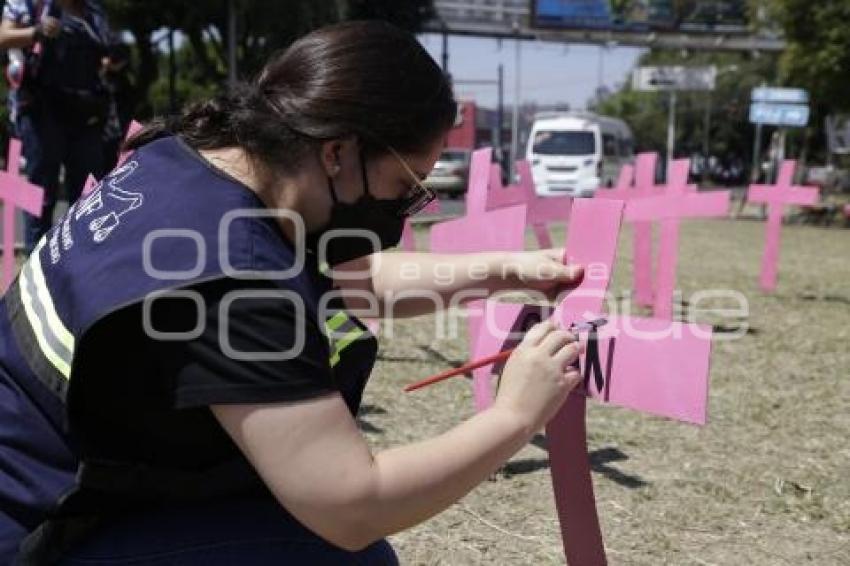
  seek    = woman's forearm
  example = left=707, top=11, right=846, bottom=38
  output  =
left=370, top=251, right=519, bottom=317
left=0, top=25, right=36, bottom=49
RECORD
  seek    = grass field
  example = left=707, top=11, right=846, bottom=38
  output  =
left=361, top=217, right=849, bottom=565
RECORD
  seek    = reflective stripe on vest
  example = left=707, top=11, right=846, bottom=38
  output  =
left=325, top=312, right=365, bottom=368
left=17, top=240, right=75, bottom=380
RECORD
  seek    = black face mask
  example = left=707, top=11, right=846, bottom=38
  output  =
left=306, top=150, right=407, bottom=267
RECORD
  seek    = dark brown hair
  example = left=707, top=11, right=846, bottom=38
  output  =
left=127, top=21, right=457, bottom=170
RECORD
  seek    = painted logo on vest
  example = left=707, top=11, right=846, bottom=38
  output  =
left=75, top=161, right=145, bottom=243
left=49, top=161, right=145, bottom=264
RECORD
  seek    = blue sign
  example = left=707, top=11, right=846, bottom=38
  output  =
left=751, top=87, right=809, bottom=104
left=749, top=102, right=810, bottom=127
left=531, top=0, right=750, bottom=32
left=534, top=0, right=610, bottom=29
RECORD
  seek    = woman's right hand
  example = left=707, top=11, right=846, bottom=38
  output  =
left=494, top=319, right=583, bottom=432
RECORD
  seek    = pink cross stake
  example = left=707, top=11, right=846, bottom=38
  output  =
left=466, top=198, right=713, bottom=565
left=746, top=160, right=819, bottom=292
left=628, top=153, right=659, bottom=308
left=465, top=148, right=572, bottom=248
left=82, top=174, right=99, bottom=197
left=463, top=147, right=495, bottom=216
left=429, top=204, right=529, bottom=255
left=597, top=162, right=634, bottom=201
left=429, top=204, right=530, bottom=365
left=116, top=120, right=144, bottom=167
left=0, top=139, right=44, bottom=290
left=624, top=159, right=730, bottom=319
left=469, top=198, right=624, bottom=411
left=485, top=160, right=572, bottom=248
left=485, top=163, right=526, bottom=209
left=398, top=198, right=442, bottom=252
left=595, top=153, right=661, bottom=308
left=511, top=160, right=572, bottom=249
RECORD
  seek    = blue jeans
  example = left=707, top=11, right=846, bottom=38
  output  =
left=17, top=100, right=106, bottom=254
left=58, top=497, right=399, bottom=565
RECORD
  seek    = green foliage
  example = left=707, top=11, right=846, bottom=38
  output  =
left=593, top=50, right=779, bottom=160
left=101, top=0, right=435, bottom=118
left=773, top=0, right=850, bottom=113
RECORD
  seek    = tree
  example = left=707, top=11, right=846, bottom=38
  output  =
left=102, top=0, right=436, bottom=118
left=592, top=49, right=779, bottom=168
left=770, top=0, right=850, bottom=160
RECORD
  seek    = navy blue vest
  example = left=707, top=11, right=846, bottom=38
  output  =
left=0, top=136, right=377, bottom=563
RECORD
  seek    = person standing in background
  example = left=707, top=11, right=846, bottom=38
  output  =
left=100, top=41, right=134, bottom=170
left=0, top=0, right=113, bottom=254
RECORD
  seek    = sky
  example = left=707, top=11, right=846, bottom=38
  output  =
left=418, top=33, right=646, bottom=111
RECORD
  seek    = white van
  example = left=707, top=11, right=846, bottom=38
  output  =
left=526, top=112, right=634, bottom=197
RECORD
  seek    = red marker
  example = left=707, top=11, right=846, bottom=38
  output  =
left=404, top=318, right=606, bottom=393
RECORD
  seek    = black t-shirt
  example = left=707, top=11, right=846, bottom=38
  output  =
left=68, top=272, right=378, bottom=476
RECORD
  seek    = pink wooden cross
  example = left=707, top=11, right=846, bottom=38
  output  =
left=512, top=161, right=572, bottom=249
left=429, top=204, right=530, bottom=361
left=464, top=147, right=496, bottom=216
left=398, top=198, right=442, bottom=252
left=598, top=162, right=634, bottom=201
left=484, top=160, right=572, bottom=249
left=746, top=160, right=819, bottom=292
left=486, top=163, right=523, bottom=208
left=624, top=159, right=730, bottom=319
left=468, top=198, right=713, bottom=564
left=82, top=174, right=99, bottom=197
left=595, top=153, right=661, bottom=307
left=83, top=120, right=145, bottom=198
left=116, top=120, right=144, bottom=167
left=627, top=153, right=659, bottom=309
left=0, top=139, right=44, bottom=290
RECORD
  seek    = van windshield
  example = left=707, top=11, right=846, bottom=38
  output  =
left=532, top=131, right=596, bottom=156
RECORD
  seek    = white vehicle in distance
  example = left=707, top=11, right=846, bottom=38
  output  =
left=526, top=112, right=634, bottom=198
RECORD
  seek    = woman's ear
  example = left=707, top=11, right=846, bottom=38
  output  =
left=319, top=137, right=358, bottom=178
left=319, top=140, right=344, bottom=178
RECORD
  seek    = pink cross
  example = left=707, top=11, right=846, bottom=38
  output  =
left=467, top=198, right=713, bottom=564
left=463, top=147, right=495, bottom=216
left=511, top=160, right=572, bottom=249
left=398, top=198, right=442, bottom=252
left=485, top=160, right=572, bottom=248
left=83, top=120, right=145, bottom=198
left=628, top=153, right=661, bottom=308
left=746, top=160, right=819, bottom=292
left=597, top=162, right=634, bottom=200
left=116, top=120, right=144, bottom=167
left=429, top=204, right=530, bottom=364
left=82, top=174, right=99, bottom=197
left=595, top=153, right=662, bottom=307
left=0, top=139, right=44, bottom=290
left=485, top=163, right=526, bottom=209
left=624, top=159, right=730, bottom=319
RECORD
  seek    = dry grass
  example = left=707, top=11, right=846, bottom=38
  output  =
left=360, top=217, right=850, bottom=565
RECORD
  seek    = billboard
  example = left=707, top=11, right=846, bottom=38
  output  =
left=531, top=1, right=750, bottom=34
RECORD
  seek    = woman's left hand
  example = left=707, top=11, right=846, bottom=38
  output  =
left=501, top=249, right=584, bottom=300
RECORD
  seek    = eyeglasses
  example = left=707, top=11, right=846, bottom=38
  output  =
left=386, top=146, right=437, bottom=217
